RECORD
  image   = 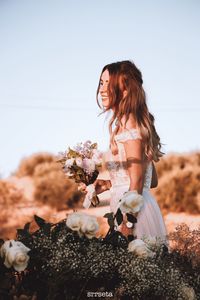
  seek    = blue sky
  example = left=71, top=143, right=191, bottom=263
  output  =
left=0, top=0, right=200, bottom=177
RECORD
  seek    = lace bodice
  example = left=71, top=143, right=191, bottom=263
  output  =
left=104, top=128, right=152, bottom=191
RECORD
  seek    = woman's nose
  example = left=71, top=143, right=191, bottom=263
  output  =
left=100, top=83, right=107, bottom=93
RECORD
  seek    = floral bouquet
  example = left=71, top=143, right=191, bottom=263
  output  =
left=57, top=140, right=103, bottom=208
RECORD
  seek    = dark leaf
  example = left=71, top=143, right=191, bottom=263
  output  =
left=89, top=170, right=99, bottom=184
left=107, top=216, right=114, bottom=230
left=103, top=213, right=113, bottom=219
left=126, top=213, right=137, bottom=224
left=104, top=212, right=115, bottom=230
left=0, top=276, right=12, bottom=289
left=42, top=223, right=51, bottom=236
left=104, top=230, right=128, bottom=247
left=116, top=209, right=123, bottom=226
left=17, top=229, right=25, bottom=236
left=161, top=244, right=169, bottom=254
left=16, top=229, right=30, bottom=239
left=34, top=215, right=46, bottom=228
left=127, top=235, right=135, bottom=242
left=24, top=222, right=31, bottom=232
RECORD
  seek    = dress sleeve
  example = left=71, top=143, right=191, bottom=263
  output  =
left=114, top=128, right=142, bottom=143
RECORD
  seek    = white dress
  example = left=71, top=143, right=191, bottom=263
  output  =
left=104, top=128, right=168, bottom=241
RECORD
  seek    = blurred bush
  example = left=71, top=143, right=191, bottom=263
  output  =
left=9, top=151, right=200, bottom=214
left=14, top=153, right=56, bottom=177
left=0, top=180, right=29, bottom=237
left=33, top=161, right=80, bottom=209
left=156, top=152, right=200, bottom=178
left=154, top=152, right=200, bottom=215
left=169, top=223, right=200, bottom=267
left=14, top=152, right=84, bottom=210
left=0, top=180, right=27, bottom=207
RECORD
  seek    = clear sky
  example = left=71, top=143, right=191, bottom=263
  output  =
left=0, top=0, right=200, bottom=178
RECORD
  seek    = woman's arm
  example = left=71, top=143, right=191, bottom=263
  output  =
left=94, top=151, right=112, bottom=194
left=120, top=138, right=143, bottom=237
left=123, top=139, right=144, bottom=194
left=151, top=162, right=158, bottom=188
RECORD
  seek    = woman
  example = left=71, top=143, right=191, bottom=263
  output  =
left=93, top=60, right=167, bottom=242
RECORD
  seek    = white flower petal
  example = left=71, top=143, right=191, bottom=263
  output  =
left=120, top=191, right=144, bottom=214
left=128, top=239, right=155, bottom=258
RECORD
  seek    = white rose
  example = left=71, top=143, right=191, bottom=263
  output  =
left=0, top=240, right=30, bottom=272
left=0, top=240, right=13, bottom=258
left=80, top=215, right=99, bottom=239
left=82, top=158, right=95, bottom=174
left=181, top=285, right=196, bottom=300
left=66, top=212, right=99, bottom=239
left=66, top=212, right=84, bottom=232
left=119, top=190, right=144, bottom=214
left=142, top=236, right=168, bottom=251
left=142, top=236, right=162, bottom=248
left=65, top=158, right=75, bottom=168
left=75, top=157, right=83, bottom=168
left=141, top=237, right=158, bottom=253
left=128, top=239, right=155, bottom=258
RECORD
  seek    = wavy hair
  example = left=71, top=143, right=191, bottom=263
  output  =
left=96, top=60, right=164, bottom=162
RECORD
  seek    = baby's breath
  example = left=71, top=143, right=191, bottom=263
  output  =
left=0, top=220, right=199, bottom=299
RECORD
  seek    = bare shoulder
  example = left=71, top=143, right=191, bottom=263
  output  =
left=119, top=114, right=137, bottom=132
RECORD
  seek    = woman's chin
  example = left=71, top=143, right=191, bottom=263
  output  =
left=102, top=102, right=109, bottom=109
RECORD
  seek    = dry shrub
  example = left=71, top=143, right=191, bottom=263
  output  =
left=169, top=223, right=200, bottom=267
left=0, top=180, right=29, bottom=238
left=0, top=180, right=27, bottom=206
left=154, top=152, right=200, bottom=215
left=33, top=161, right=81, bottom=209
left=14, top=152, right=56, bottom=177
left=0, top=209, right=10, bottom=237
left=156, top=152, right=200, bottom=178
left=13, top=152, right=83, bottom=209
left=154, top=166, right=200, bottom=214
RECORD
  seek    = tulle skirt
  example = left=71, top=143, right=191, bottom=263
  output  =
left=110, top=184, right=168, bottom=242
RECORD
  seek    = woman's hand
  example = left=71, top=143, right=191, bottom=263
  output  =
left=77, top=182, right=87, bottom=194
left=78, top=180, right=111, bottom=195
left=93, top=179, right=111, bottom=194
left=120, top=223, right=133, bottom=237
left=119, top=215, right=134, bottom=237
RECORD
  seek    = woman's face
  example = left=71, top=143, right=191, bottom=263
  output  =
left=99, top=68, right=127, bottom=110
left=99, top=69, right=110, bottom=109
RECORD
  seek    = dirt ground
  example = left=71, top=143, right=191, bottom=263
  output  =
left=1, top=181, right=199, bottom=239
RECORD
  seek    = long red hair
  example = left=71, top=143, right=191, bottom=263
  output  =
left=96, top=60, right=164, bottom=162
